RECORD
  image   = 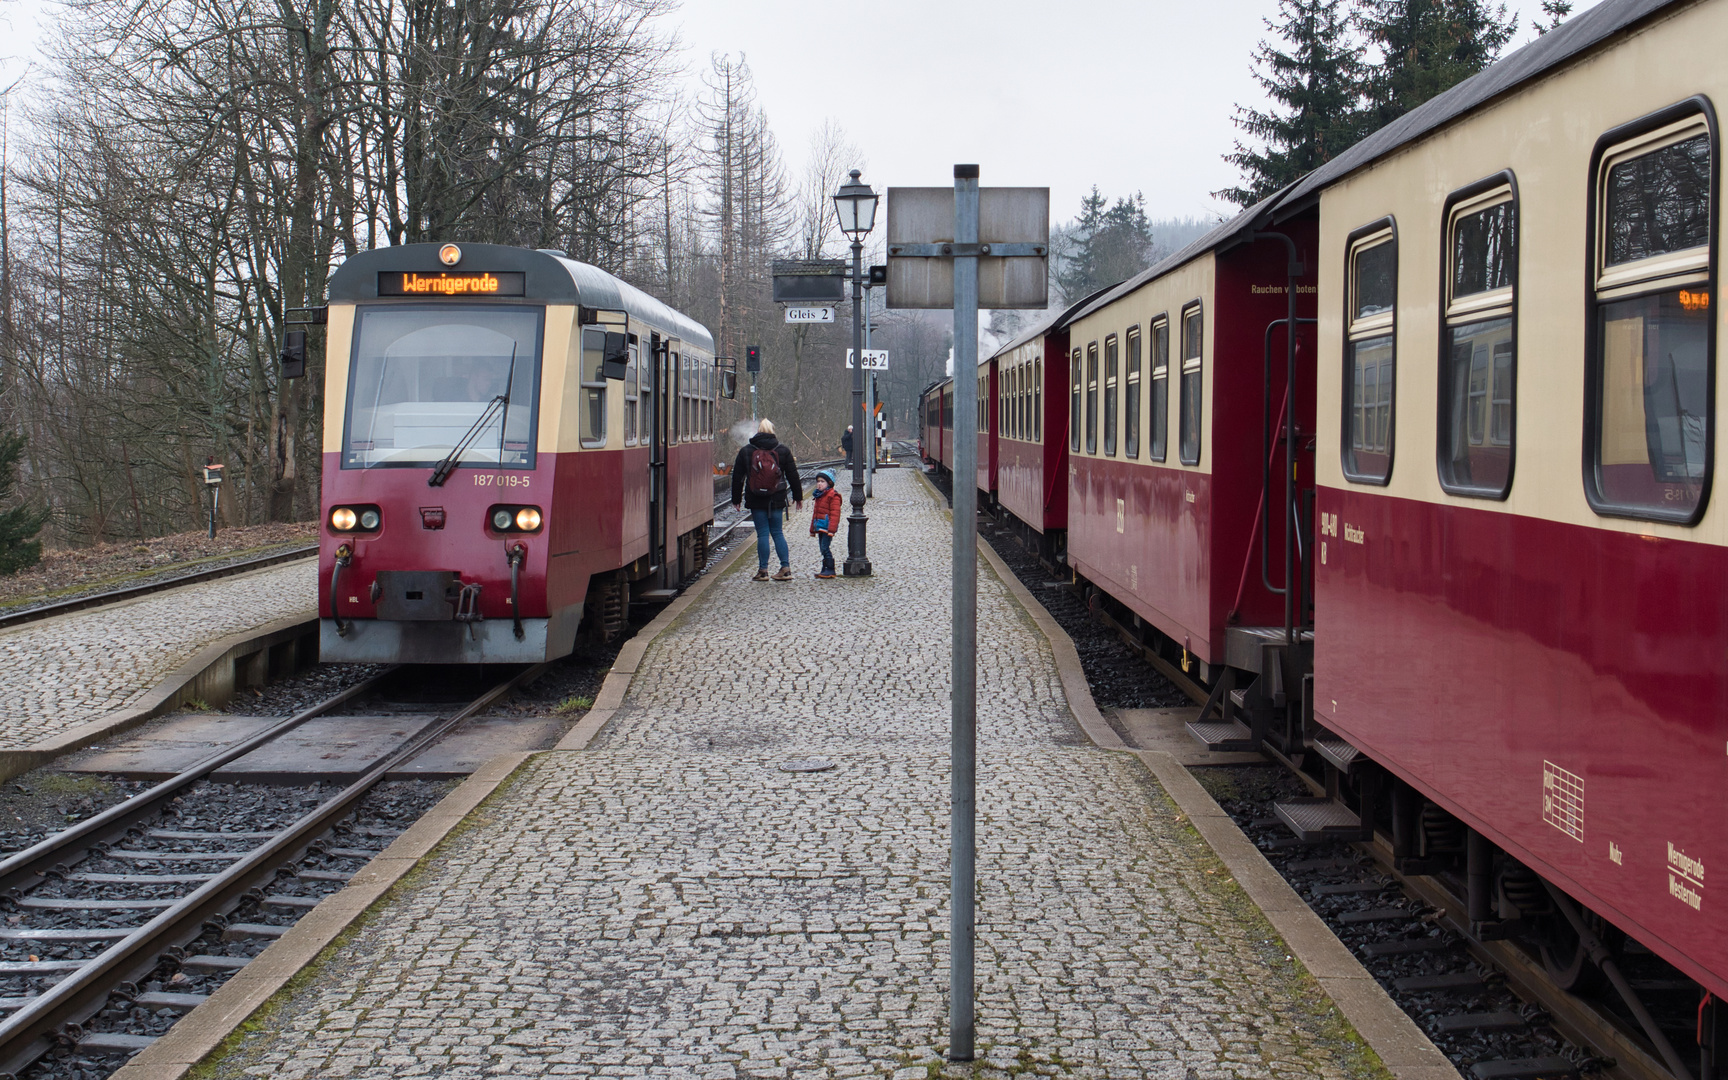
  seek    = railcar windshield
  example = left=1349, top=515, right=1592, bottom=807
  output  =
left=343, top=305, right=543, bottom=470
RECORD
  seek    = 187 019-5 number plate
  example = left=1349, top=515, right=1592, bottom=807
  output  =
left=473, top=473, right=532, bottom=489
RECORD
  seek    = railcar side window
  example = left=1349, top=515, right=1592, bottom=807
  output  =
left=1085, top=342, right=1100, bottom=454
left=1104, top=335, right=1120, bottom=456
left=1033, top=356, right=1042, bottom=442
left=625, top=342, right=639, bottom=445
left=1588, top=110, right=1715, bottom=522
left=1125, top=327, right=1142, bottom=459
left=1149, top=317, right=1168, bottom=462
left=580, top=328, right=608, bottom=448
left=1178, top=305, right=1202, bottom=466
left=980, top=374, right=989, bottom=434
left=1439, top=183, right=1517, bottom=497
left=1344, top=224, right=1397, bottom=483
left=1070, top=348, right=1082, bottom=452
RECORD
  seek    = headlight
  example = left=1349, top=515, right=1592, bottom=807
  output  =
left=492, top=508, right=513, bottom=530
left=515, top=507, right=542, bottom=531
left=359, top=509, right=381, bottom=530
left=330, top=508, right=357, bottom=531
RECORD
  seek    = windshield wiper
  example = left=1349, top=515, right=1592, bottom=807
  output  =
left=429, top=346, right=517, bottom=488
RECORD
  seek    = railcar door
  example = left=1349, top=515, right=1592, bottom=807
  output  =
left=646, top=333, right=678, bottom=589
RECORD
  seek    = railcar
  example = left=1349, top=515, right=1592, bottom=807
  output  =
left=1285, top=0, right=1728, bottom=1018
left=919, top=378, right=955, bottom=472
left=1057, top=211, right=1318, bottom=698
left=314, top=243, right=719, bottom=664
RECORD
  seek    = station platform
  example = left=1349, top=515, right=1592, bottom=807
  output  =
left=161, top=470, right=1426, bottom=1079
left=0, top=562, right=315, bottom=753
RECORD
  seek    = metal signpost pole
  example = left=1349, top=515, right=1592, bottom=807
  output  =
left=948, top=163, right=979, bottom=1063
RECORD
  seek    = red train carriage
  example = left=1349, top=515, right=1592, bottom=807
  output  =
left=983, top=290, right=1116, bottom=563
left=1060, top=208, right=1318, bottom=702
left=920, top=378, right=955, bottom=473
left=315, top=243, right=719, bottom=664
left=1287, top=0, right=1728, bottom=1011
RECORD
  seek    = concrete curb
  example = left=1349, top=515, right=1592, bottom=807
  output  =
left=108, top=751, right=536, bottom=1080
left=0, top=611, right=318, bottom=785
left=109, top=536, right=755, bottom=1080
left=919, top=468, right=1454, bottom=1079
left=554, top=536, right=752, bottom=752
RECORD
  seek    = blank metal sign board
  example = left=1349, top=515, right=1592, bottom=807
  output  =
left=885, top=187, right=1049, bottom=309
left=771, top=259, right=847, bottom=304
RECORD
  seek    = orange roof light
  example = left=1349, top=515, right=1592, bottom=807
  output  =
left=438, top=243, right=462, bottom=267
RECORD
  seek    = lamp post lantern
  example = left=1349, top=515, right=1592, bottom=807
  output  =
left=833, top=169, right=878, bottom=576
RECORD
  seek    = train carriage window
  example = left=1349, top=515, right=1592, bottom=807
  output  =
left=1103, top=335, right=1120, bottom=456
left=1070, top=348, right=1083, bottom=452
left=1034, top=355, right=1042, bottom=443
left=579, top=328, right=609, bottom=448
left=624, top=341, right=640, bottom=445
left=1587, top=104, right=1717, bottom=522
left=1178, top=305, right=1203, bottom=466
left=1343, top=222, right=1398, bottom=483
left=1105, top=336, right=1119, bottom=456
left=1085, top=343, right=1100, bottom=454
left=1125, top=327, right=1142, bottom=459
left=1439, top=179, right=1518, bottom=498
left=1149, top=317, right=1168, bottom=461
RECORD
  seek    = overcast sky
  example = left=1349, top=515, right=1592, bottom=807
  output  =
left=1, top=0, right=1593, bottom=225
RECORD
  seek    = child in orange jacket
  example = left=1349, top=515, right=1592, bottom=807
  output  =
left=809, top=469, right=843, bottom=579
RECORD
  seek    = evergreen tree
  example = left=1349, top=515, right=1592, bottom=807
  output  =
left=1218, top=0, right=1367, bottom=208
left=1055, top=188, right=1155, bottom=301
left=1533, top=0, right=1572, bottom=34
left=1360, top=0, right=1517, bottom=127
left=0, top=431, right=46, bottom=575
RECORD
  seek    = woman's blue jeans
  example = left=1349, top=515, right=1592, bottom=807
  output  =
left=751, top=508, right=789, bottom=569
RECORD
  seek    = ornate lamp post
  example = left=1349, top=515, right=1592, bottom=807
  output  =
left=833, top=169, right=879, bottom=576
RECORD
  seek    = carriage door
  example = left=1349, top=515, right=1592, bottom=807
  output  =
left=646, top=333, right=672, bottom=586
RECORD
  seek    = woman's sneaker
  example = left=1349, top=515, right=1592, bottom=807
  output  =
left=753, top=568, right=770, bottom=581
left=772, top=567, right=793, bottom=581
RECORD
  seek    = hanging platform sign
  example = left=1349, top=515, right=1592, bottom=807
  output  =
left=884, top=188, right=1050, bottom=309
left=845, top=349, right=890, bottom=370
left=771, top=259, right=847, bottom=304
left=785, top=306, right=836, bottom=324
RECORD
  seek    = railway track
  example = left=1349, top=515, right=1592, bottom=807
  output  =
left=0, top=663, right=545, bottom=1078
left=0, top=545, right=319, bottom=633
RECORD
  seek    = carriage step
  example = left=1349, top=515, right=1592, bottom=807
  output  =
left=1228, top=688, right=1250, bottom=709
left=635, top=589, right=678, bottom=602
left=1273, top=796, right=1363, bottom=842
left=1185, top=720, right=1256, bottom=752
left=1470, top=1056, right=1577, bottom=1079
left=1313, top=735, right=1364, bottom=775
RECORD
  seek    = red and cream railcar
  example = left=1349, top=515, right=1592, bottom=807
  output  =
left=919, top=378, right=955, bottom=473
left=1298, top=0, right=1726, bottom=1005
left=316, top=243, right=719, bottom=664
left=1060, top=212, right=1317, bottom=685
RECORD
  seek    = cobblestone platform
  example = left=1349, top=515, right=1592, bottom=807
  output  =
left=201, top=471, right=1383, bottom=1079
left=0, top=562, right=314, bottom=748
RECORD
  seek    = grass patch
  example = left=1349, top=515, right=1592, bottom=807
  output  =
left=554, top=695, right=594, bottom=714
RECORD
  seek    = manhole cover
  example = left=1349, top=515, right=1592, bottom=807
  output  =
left=779, top=758, right=836, bottom=773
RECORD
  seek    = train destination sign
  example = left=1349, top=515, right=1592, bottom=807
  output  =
left=377, top=271, right=527, bottom=297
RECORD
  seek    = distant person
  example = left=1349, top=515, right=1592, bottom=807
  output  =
left=808, top=469, right=842, bottom=579
left=731, top=419, right=803, bottom=581
left=841, top=425, right=854, bottom=465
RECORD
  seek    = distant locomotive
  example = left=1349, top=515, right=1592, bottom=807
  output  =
left=312, top=243, right=720, bottom=664
left=928, top=0, right=1728, bottom=1063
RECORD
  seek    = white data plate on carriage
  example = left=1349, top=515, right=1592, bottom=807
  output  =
left=885, top=187, right=1049, bottom=309
left=785, top=306, right=835, bottom=323
left=845, top=349, right=890, bottom=370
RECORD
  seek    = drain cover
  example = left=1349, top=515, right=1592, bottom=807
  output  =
left=779, top=758, right=836, bottom=773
